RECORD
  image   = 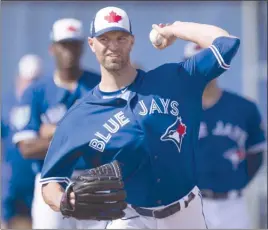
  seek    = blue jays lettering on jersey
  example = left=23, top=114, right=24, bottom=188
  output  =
left=12, top=70, right=100, bottom=173
left=41, top=37, right=240, bottom=207
left=196, top=91, right=266, bottom=192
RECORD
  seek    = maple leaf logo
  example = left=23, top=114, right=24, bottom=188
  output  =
left=177, top=123, right=186, bottom=135
left=67, top=26, right=77, bottom=32
left=104, top=11, right=122, bottom=23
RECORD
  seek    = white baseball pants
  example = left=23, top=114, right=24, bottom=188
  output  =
left=202, top=194, right=252, bottom=229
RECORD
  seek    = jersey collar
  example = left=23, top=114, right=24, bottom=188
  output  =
left=86, top=69, right=145, bottom=106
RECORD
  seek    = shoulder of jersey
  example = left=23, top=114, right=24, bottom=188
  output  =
left=83, top=69, right=101, bottom=78
left=27, top=75, right=54, bottom=92
left=224, top=90, right=259, bottom=109
left=81, top=69, right=101, bottom=84
left=56, top=92, right=92, bottom=127
left=145, top=63, right=180, bottom=77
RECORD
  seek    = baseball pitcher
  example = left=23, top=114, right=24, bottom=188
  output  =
left=40, top=6, right=240, bottom=229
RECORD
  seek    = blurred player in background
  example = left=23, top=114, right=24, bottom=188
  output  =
left=1, top=54, right=43, bottom=229
left=11, top=18, right=100, bottom=229
left=184, top=42, right=267, bottom=229
left=1, top=119, right=9, bottom=230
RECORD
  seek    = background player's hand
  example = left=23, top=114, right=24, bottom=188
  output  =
left=151, top=23, right=177, bottom=50
left=39, top=124, right=56, bottom=139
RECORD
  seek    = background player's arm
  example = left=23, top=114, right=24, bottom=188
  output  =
left=18, top=138, right=52, bottom=159
left=12, top=86, right=56, bottom=159
left=245, top=103, right=267, bottom=183
left=246, top=152, right=263, bottom=183
left=19, top=124, right=56, bottom=158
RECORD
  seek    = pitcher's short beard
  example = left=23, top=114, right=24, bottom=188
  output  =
left=103, top=56, right=130, bottom=71
left=103, top=62, right=122, bottom=71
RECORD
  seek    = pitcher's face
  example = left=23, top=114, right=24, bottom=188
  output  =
left=88, top=31, right=134, bottom=71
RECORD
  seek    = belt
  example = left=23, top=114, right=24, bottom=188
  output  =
left=131, top=192, right=196, bottom=219
left=201, top=189, right=242, bottom=199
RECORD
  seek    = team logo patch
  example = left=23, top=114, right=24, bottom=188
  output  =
left=104, top=11, right=122, bottom=23
left=223, top=148, right=245, bottom=170
left=160, top=116, right=187, bottom=152
left=10, top=106, right=31, bottom=130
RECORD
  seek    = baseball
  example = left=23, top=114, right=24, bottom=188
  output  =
left=149, top=29, right=164, bottom=46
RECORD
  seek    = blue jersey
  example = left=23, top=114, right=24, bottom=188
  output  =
left=2, top=92, right=17, bottom=139
left=1, top=119, right=9, bottom=143
left=1, top=93, right=36, bottom=221
left=41, top=37, right=240, bottom=207
left=12, top=70, right=100, bottom=173
left=1, top=120, right=8, bottom=137
left=2, top=93, right=22, bottom=161
left=196, top=91, right=266, bottom=192
left=1, top=119, right=9, bottom=161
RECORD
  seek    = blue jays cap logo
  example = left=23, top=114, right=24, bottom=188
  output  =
left=160, top=116, right=187, bottom=152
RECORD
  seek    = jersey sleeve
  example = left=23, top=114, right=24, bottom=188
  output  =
left=40, top=106, right=86, bottom=185
left=11, top=85, right=42, bottom=144
left=180, top=36, right=240, bottom=89
left=245, top=103, right=267, bottom=154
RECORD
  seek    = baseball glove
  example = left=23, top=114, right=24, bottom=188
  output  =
left=60, top=160, right=127, bottom=220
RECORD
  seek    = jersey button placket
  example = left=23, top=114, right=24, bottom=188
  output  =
left=152, top=154, right=162, bottom=206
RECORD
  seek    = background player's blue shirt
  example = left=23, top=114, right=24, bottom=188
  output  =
left=12, top=70, right=100, bottom=173
left=196, top=91, right=266, bottom=192
left=2, top=93, right=31, bottom=163
left=2, top=93, right=36, bottom=176
left=1, top=93, right=36, bottom=221
left=2, top=93, right=17, bottom=141
left=1, top=119, right=9, bottom=142
left=41, top=37, right=240, bottom=207
left=1, top=118, right=9, bottom=165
